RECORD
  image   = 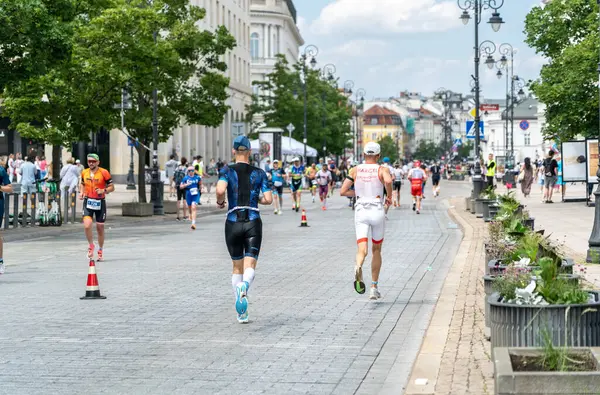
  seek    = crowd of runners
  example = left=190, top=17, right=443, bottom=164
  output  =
left=1, top=138, right=448, bottom=324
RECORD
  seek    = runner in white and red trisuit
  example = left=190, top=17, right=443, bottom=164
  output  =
left=340, top=142, right=393, bottom=300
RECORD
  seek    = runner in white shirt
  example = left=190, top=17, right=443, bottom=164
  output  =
left=340, top=142, right=393, bottom=300
left=315, top=167, right=332, bottom=210
left=392, top=163, right=405, bottom=207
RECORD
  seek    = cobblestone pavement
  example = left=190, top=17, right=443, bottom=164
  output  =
left=0, top=183, right=465, bottom=395
left=406, top=194, right=494, bottom=394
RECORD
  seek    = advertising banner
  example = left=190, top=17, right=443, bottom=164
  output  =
left=561, top=140, right=587, bottom=182
left=587, top=139, right=599, bottom=185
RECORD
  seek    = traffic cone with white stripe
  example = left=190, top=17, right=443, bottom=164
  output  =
left=299, top=209, right=309, bottom=227
left=80, top=260, right=106, bottom=300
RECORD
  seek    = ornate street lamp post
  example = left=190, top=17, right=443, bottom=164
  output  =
left=458, top=0, right=505, bottom=199
left=321, top=63, right=336, bottom=82
left=344, top=80, right=355, bottom=157
left=355, top=88, right=366, bottom=161
left=300, top=45, right=318, bottom=165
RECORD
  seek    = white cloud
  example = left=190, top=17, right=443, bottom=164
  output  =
left=310, top=0, right=461, bottom=36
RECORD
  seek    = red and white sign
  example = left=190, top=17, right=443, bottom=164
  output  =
left=480, top=104, right=500, bottom=111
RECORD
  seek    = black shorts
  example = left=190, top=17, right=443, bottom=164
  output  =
left=225, top=218, right=263, bottom=260
left=394, top=181, right=402, bottom=192
left=432, top=176, right=441, bottom=186
left=82, top=198, right=107, bottom=224
left=272, top=185, right=284, bottom=195
left=290, top=178, right=302, bottom=192
left=177, top=187, right=185, bottom=201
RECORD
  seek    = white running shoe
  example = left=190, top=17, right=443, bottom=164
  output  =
left=274, top=208, right=278, bottom=214
left=237, top=311, right=249, bottom=324
left=369, top=287, right=381, bottom=300
left=0, top=262, right=4, bottom=274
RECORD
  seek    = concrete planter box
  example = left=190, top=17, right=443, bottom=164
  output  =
left=488, top=258, right=575, bottom=275
left=465, top=197, right=471, bottom=211
left=484, top=274, right=580, bottom=341
left=524, top=217, right=535, bottom=230
left=488, top=203, right=500, bottom=220
left=489, top=291, right=600, bottom=351
left=469, top=198, right=475, bottom=213
left=494, top=347, right=600, bottom=395
left=122, top=202, right=153, bottom=217
left=475, top=198, right=485, bottom=215
left=482, top=199, right=496, bottom=220
left=163, top=200, right=177, bottom=214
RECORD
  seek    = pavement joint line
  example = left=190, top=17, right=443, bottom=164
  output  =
left=404, top=199, right=475, bottom=395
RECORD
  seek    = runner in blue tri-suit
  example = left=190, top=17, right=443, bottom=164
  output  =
left=179, top=166, right=202, bottom=230
left=216, top=136, right=273, bottom=324
left=268, top=159, right=285, bottom=215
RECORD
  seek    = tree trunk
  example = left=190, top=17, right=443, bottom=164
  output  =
left=136, top=145, right=147, bottom=203
left=52, top=145, right=61, bottom=180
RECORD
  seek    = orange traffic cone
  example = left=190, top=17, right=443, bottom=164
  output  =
left=299, top=209, right=309, bottom=227
left=80, top=260, right=106, bottom=300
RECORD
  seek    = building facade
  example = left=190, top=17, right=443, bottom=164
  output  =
left=249, top=0, right=304, bottom=96
left=109, top=0, right=253, bottom=182
left=362, top=105, right=404, bottom=158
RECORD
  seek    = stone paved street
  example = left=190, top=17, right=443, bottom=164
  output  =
left=0, top=182, right=465, bottom=395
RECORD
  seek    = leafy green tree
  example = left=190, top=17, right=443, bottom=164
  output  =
left=413, top=140, right=442, bottom=161
left=377, top=135, right=399, bottom=163
left=457, top=140, right=474, bottom=160
left=524, top=0, right=599, bottom=141
left=3, top=0, right=235, bottom=202
left=247, top=55, right=352, bottom=157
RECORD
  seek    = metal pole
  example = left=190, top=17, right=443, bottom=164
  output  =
left=510, top=76, right=515, bottom=165
left=303, top=66, right=307, bottom=165
left=472, top=0, right=484, bottom=199
left=150, top=30, right=163, bottom=215
left=124, top=89, right=135, bottom=190
left=586, top=0, right=600, bottom=262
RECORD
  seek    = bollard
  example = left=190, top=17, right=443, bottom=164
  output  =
left=30, top=192, right=36, bottom=226
left=63, top=187, right=70, bottom=224
left=3, top=194, right=8, bottom=230
left=12, top=193, right=18, bottom=228
left=71, top=191, right=76, bottom=223
left=22, top=193, right=27, bottom=226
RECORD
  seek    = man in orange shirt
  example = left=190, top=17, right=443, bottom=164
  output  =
left=79, top=153, right=114, bottom=261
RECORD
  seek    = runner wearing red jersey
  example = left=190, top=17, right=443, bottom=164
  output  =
left=408, top=161, right=427, bottom=215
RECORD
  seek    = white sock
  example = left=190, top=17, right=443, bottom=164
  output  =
left=243, top=268, right=255, bottom=292
left=192, top=220, right=196, bottom=225
left=232, top=274, right=243, bottom=298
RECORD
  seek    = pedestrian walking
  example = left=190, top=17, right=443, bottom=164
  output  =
left=7, top=154, right=14, bottom=183
left=340, top=142, right=393, bottom=300
left=542, top=150, right=559, bottom=203
left=0, top=156, right=13, bottom=274
left=215, top=136, right=272, bottom=324
left=165, top=154, right=178, bottom=199
left=174, top=158, right=189, bottom=221
left=520, top=157, right=534, bottom=198
left=19, top=155, right=37, bottom=198
left=39, top=156, right=48, bottom=179
left=79, top=153, right=114, bottom=261
left=13, top=153, right=23, bottom=184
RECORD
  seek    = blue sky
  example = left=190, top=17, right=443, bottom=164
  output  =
left=294, top=0, right=546, bottom=101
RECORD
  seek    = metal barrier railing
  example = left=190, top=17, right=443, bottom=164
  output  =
left=2, top=184, right=80, bottom=230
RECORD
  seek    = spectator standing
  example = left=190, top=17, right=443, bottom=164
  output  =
left=60, top=158, right=80, bottom=193
left=19, top=155, right=37, bottom=201
left=543, top=150, right=559, bottom=203
left=485, top=153, right=496, bottom=189
left=13, top=153, right=23, bottom=183
left=39, top=156, right=48, bottom=179
left=165, top=154, right=178, bottom=199
left=7, top=154, right=14, bottom=183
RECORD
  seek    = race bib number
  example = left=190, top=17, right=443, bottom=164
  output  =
left=274, top=181, right=283, bottom=187
left=86, top=198, right=102, bottom=211
left=190, top=187, right=199, bottom=196
left=311, top=180, right=317, bottom=186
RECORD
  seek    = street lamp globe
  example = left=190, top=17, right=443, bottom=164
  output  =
left=310, top=57, right=317, bottom=68
left=485, top=55, right=495, bottom=69
left=293, top=90, right=299, bottom=100
left=518, top=88, right=526, bottom=100
left=488, top=11, right=504, bottom=32
left=460, top=10, right=471, bottom=25
left=500, top=55, right=508, bottom=67
left=496, top=70, right=503, bottom=79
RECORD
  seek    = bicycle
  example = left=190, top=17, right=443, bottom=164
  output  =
left=36, top=178, right=62, bottom=226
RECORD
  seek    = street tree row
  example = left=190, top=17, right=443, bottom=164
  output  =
left=246, top=55, right=353, bottom=157
left=0, top=0, right=235, bottom=202
left=524, top=0, right=599, bottom=142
